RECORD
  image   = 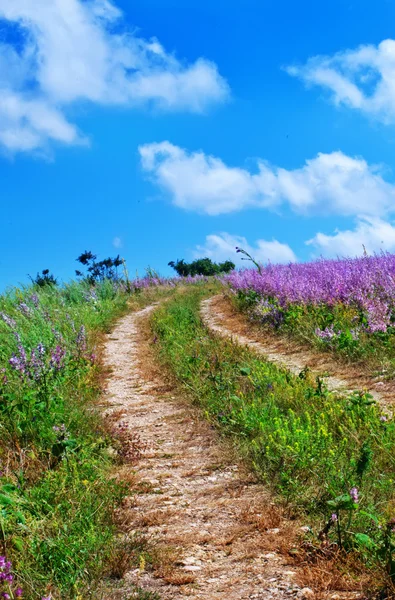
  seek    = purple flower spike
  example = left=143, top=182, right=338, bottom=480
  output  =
left=350, top=487, right=359, bottom=504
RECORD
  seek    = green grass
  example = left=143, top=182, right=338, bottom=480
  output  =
left=0, top=279, right=171, bottom=599
left=150, top=285, right=395, bottom=585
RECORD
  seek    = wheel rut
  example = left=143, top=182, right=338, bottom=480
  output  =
left=102, top=304, right=308, bottom=600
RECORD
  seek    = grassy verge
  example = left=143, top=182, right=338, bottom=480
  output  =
left=151, top=285, right=395, bottom=591
left=0, top=279, right=172, bottom=600
left=231, top=287, right=395, bottom=377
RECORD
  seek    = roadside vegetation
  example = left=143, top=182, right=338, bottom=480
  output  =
left=0, top=277, right=130, bottom=599
left=224, top=252, right=395, bottom=378
left=0, top=256, right=199, bottom=600
left=151, top=285, right=395, bottom=593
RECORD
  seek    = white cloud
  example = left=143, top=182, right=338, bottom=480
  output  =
left=286, top=39, right=395, bottom=123
left=0, top=91, right=84, bottom=152
left=112, top=236, right=122, bottom=249
left=0, top=0, right=229, bottom=152
left=307, top=217, right=395, bottom=257
left=139, top=141, right=395, bottom=217
left=194, top=232, right=297, bottom=265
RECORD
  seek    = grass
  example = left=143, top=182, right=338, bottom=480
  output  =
left=150, top=285, right=395, bottom=591
left=0, top=278, right=175, bottom=600
left=232, top=287, right=395, bottom=378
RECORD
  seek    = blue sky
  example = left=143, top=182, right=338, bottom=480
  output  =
left=3, top=0, right=395, bottom=288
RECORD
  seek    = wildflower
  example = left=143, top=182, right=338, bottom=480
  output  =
left=350, top=487, right=359, bottom=503
left=9, top=353, right=27, bottom=376
left=15, top=589, right=23, bottom=597
left=18, top=303, right=31, bottom=317
left=315, top=325, right=339, bottom=340
left=50, top=345, right=66, bottom=371
left=380, top=415, right=388, bottom=422
left=331, top=513, right=338, bottom=522
left=51, top=327, right=63, bottom=342
left=76, top=325, right=87, bottom=353
left=29, top=294, right=39, bottom=308
left=37, top=343, right=45, bottom=356
left=30, top=346, right=45, bottom=380
left=53, top=424, right=69, bottom=439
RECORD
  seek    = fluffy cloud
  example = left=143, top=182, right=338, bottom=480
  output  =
left=286, top=39, right=395, bottom=123
left=139, top=141, right=395, bottom=217
left=194, top=232, right=297, bottom=265
left=0, top=0, right=229, bottom=152
left=307, top=217, right=395, bottom=257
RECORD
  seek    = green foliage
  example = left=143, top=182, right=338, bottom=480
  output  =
left=168, top=257, right=235, bottom=277
left=151, top=287, right=395, bottom=579
left=0, top=279, right=130, bottom=598
left=29, top=269, right=58, bottom=288
left=76, top=250, right=123, bottom=284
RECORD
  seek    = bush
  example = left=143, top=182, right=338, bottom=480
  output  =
left=168, top=257, right=235, bottom=277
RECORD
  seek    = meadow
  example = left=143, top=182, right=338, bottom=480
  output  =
left=4, top=252, right=395, bottom=597
left=224, top=253, right=395, bottom=376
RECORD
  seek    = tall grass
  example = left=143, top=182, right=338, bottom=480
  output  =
left=0, top=279, right=130, bottom=599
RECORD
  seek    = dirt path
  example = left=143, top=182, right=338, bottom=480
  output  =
left=201, top=295, right=391, bottom=405
left=102, top=304, right=317, bottom=600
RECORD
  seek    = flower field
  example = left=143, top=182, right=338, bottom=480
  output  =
left=224, top=253, right=395, bottom=370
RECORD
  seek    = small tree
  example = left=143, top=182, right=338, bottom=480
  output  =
left=76, top=251, right=123, bottom=284
left=30, top=269, right=58, bottom=287
left=168, top=257, right=235, bottom=277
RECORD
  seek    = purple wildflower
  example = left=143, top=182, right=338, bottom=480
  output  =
left=9, top=349, right=27, bottom=376
left=18, top=303, right=31, bottom=317
left=222, top=253, right=395, bottom=336
left=350, top=487, right=359, bottom=504
left=13, top=331, right=21, bottom=343
left=315, top=325, right=339, bottom=340
left=76, top=325, right=87, bottom=353
left=30, top=346, right=45, bottom=380
left=0, top=313, right=16, bottom=329
left=29, top=294, right=39, bottom=308
left=50, top=345, right=66, bottom=371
